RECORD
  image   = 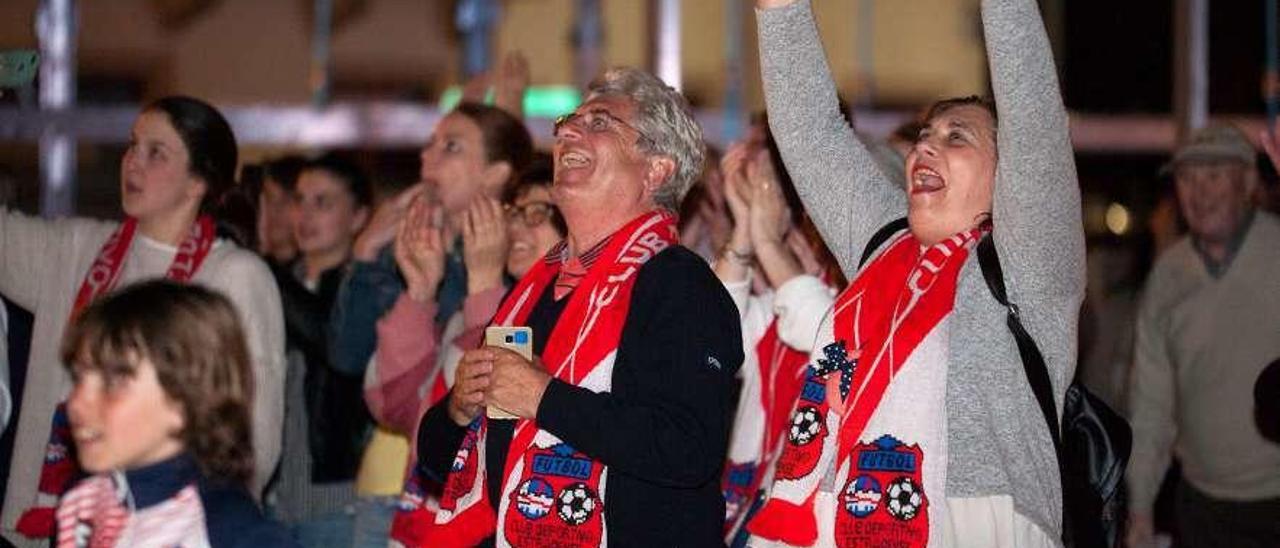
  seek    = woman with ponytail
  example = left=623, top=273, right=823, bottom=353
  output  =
left=0, top=96, right=285, bottom=544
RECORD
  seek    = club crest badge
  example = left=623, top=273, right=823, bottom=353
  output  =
left=835, top=435, right=929, bottom=547
left=774, top=367, right=832, bottom=480
left=505, top=443, right=604, bottom=547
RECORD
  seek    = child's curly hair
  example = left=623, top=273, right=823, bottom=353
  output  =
left=61, top=280, right=255, bottom=488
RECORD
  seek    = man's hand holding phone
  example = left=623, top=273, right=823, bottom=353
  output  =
left=448, top=349, right=493, bottom=426
left=485, top=349, right=552, bottom=420
left=447, top=328, right=552, bottom=426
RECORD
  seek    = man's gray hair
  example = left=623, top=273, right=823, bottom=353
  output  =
left=586, top=67, right=705, bottom=211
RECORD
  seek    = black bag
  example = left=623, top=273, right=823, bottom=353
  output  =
left=976, top=235, right=1131, bottom=548
left=860, top=219, right=1132, bottom=548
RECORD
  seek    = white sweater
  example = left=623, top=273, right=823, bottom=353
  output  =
left=0, top=210, right=285, bottom=544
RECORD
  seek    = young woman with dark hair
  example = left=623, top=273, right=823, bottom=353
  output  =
left=0, top=96, right=285, bottom=544
left=267, top=152, right=374, bottom=546
left=322, top=103, right=534, bottom=546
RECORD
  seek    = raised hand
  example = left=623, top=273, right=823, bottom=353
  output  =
left=747, top=150, right=805, bottom=289
left=462, top=197, right=509, bottom=294
left=460, top=70, right=490, bottom=105
left=394, top=195, right=446, bottom=303
left=720, top=142, right=755, bottom=240
left=494, top=51, right=531, bottom=119
left=353, top=183, right=427, bottom=261
left=746, top=148, right=792, bottom=249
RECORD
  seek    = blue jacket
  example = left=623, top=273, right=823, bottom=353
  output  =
left=326, top=244, right=469, bottom=377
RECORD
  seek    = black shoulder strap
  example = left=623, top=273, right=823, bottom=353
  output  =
left=976, top=236, right=1063, bottom=451
left=858, top=218, right=909, bottom=268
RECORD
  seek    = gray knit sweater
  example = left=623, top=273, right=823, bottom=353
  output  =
left=757, top=0, right=1084, bottom=540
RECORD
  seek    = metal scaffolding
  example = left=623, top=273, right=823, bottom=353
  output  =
left=35, top=0, right=76, bottom=217
left=2, top=0, right=1268, bottom=217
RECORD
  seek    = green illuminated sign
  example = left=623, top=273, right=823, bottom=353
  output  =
left=438, top=85, right=581, bottom=118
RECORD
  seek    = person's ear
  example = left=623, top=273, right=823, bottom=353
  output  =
left=481, top=161, right=514, bottom=198
left=643, top=156, right=677, bottom=196
left=164, top=398, right=186, bottom=436
left=350, top=205, right=371, bottom=235
left=186, top=175, right=209, bottom=206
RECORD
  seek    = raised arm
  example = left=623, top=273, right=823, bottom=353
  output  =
left=982, top=0, right=1085, bottom=390
left=0, top=211, right=111, bottom=311
left=755, top=0, right=907, bottom=275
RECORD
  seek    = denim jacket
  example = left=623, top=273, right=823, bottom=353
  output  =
left=327, top=243, right=468, bottom=377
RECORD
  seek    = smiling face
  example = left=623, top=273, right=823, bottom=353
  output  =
left=552, top=96, right=659, bottom=216
left=66, top=354, right=186, bottom=474
left=420, top=112, right=507, bottom=215
left=120, top=110, right=206, bottom=223
left=1174, top=160, right=1254, bottom=246
left=904, top=104, right=997, bottom=245
left=505, top=184, right=563, bottom=277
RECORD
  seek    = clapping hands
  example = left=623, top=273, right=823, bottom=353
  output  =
left=393, top=194, right=445, bottom=303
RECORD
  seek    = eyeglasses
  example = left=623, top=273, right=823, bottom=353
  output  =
left=553, top=108, right=651, bottom=145
left=504, top=200, right=559, bottom=228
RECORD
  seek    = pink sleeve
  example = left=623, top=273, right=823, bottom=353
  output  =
left=365, top=294, right=440, bottom=435
left=454, top=286, right=505, bottom=350
left=403, top=286, right=506, bottom=461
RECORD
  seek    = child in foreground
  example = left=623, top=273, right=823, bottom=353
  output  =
left=56, top=280, right=295, bottom=547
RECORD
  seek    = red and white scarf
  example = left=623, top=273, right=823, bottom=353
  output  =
left=722, top=309, right=818, bottom=536
left=55, top=474, right=208, bottom=548
left=423, top=211, right=678, bottom=548
left=17, top=216, right=216, bottom=539
left=748, top=225, right=985, bottom=547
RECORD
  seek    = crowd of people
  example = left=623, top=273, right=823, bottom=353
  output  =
left=0, top=0, right=1277, bottom=546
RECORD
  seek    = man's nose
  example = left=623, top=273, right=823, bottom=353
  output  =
left=557, top=116, right=586, bottom=142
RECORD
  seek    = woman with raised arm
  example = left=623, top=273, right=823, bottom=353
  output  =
left=0, top=97, right=284, bottom=544
left=749, top=0, right=1083, bottom=546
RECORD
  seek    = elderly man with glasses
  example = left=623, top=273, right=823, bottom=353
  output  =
left=415, top=67, right=744, bottom=547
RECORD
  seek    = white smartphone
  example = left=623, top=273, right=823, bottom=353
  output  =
left=484, top=326, right=533, bottom=420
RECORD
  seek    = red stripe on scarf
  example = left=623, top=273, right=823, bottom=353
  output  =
left=748, top=227, right=984, bottom=546
left=426, top=211, right=678, bottom=546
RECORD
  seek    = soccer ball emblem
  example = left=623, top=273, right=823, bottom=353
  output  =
left=557, top=482, right=597, bottom=526
left=789, top=406, right=822, bottom=446
left=885, top=477, right=924, bottom=521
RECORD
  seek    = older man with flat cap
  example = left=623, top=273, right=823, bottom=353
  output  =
left=414, top=67, right=743, bottom=548
left=1126, top=124, right=1280, bottom=548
